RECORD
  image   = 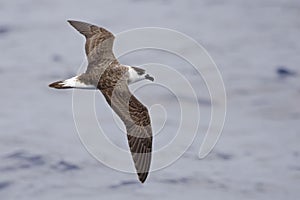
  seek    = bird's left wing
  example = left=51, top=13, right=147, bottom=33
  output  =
left=68, top=20, right=116, bottom=68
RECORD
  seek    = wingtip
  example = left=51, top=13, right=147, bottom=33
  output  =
left=138, top=173, right=148, bottom=183
left=67, top=19, right=78, bottom=26
left=140, top=180, right=146, bottom=184
left=66, top=20, right=95, bottom=38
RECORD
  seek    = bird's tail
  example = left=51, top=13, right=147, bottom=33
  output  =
left=49, top=76, right=96, bottom=90
left=49, top=80, right=73, bottom=89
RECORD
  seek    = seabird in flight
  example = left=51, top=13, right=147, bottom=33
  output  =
left=49, top=20, right=154, bottom=183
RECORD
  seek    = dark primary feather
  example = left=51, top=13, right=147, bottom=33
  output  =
left=100, top=82, right=152, bottom=183
left=68, top=20, right=116, bottom=68
left=68, top=20, right=114, bottom=40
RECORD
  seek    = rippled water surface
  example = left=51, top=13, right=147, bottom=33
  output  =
left=0, top=0, right=300, bottom=199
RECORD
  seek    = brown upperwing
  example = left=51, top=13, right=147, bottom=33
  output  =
left=100, top=82, right=152, bottom=183
left=67, top=20, right=116, bottom=66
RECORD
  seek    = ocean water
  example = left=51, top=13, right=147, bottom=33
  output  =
left=0, top=0, right=300, bottom=199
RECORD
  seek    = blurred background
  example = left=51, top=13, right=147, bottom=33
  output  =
left=0, top=0, right=300, bottom=199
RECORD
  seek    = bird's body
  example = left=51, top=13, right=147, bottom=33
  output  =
left=51, top=64, right=152, bottom=89
left=49, top=20, right=154, bottom=183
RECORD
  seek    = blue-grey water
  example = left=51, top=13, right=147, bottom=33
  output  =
left=1, top=0, right=300, bottom=199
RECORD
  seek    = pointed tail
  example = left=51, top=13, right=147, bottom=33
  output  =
left=49, top=76, right=96, bottom=90
left=49, top=81, right=73, bottom=89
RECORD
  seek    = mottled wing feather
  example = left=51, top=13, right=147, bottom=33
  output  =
left=100, top=84, right=152, bottom=183
left=68, top=20, right=116, bottom=66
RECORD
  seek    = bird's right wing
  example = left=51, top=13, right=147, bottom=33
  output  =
left=100, top=83, right=152, bottom=183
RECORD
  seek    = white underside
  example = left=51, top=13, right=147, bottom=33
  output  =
left=61, top=76, right=96, bottom=89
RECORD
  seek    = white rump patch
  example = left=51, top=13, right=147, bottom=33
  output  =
left=62, top=76, right=96, bottom=89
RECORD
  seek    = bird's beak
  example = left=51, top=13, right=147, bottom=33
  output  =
left=145, top=74, right=154, bottom=82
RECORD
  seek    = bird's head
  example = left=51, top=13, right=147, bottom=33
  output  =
left=145, top=74, right=154, bottom=82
